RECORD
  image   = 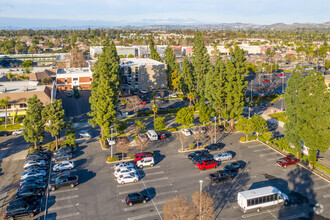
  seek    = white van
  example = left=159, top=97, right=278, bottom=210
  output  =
left=146, top=130, right=158, bottom=141
left=237, top=186, right=289, bottom=213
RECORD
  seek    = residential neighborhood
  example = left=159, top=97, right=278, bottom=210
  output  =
left=0, top=1, right=329, bottom=220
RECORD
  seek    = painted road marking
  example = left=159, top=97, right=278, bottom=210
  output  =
left=278, top=213, right=306, bottom=220
left=50, top=187, right=78, bottom=194
left=55, top=195, right=79, bottom=201
left=267, top=158, right=278, bottom=161
left=127, top=211, right=163, bottom=220
left=49, top=212, right=80, bottom=220
left=117, top=177, right=169, bottom=188
left=254, top=149, right=271, bottom=152
left=260, top=152, right=279, bottom=157
left=48, top=203, right=79, bottom=212
left=139, top=171, right=164, bottom=176
left=149, top=190, right=178, bottom=197
left=323, top=194, right=330, bottom=198
left=124, top=200, right=166, bottom=211
left=139, top=165, right=161, bottom=170
left=248, top=144, right=264, bottom=148
left=118, top=183, right=173, bottom=195
left=314, top=184, right=330, bottom=190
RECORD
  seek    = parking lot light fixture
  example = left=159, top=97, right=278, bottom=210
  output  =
left=199, top=179, right=203, bottom=220
left=214, top=117, right=216, bottom=143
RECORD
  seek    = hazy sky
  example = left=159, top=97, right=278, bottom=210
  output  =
left=0, top=0, right=329, bottom=25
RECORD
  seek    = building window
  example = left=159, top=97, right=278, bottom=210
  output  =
left=7, top=104, right=12, bottom=109
left=135, top=78, right=138, bottom=82
left=135, top=67, right=138, bottom=73
left=73, top=78, right=78, bottom=81
left=20, top=103, right=27, bottom=108
left=90, top=77, right=92, bottom=82
left=65, top=78, right=67, bottom=83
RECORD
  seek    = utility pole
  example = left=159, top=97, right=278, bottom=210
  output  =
left=214, top=117, right=217, bottom=144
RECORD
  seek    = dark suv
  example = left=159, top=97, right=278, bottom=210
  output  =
left=125, top=193, right=148, bottom=206
left=192, top=155, right=213, bottom=164
left=4, top=203, right=38, bottom=219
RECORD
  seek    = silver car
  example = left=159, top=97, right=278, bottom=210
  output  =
left=213, top=152, right=233, bottom=161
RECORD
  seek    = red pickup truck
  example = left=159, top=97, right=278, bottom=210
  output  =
left=276, top=157, right=298, bottom=167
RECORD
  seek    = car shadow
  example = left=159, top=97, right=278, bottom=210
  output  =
left=73, top=146, right=86, bottom=158
left=226, top=151, right=236, bottom=158
left=73, top=158, right=87, bottom=168
left=141, top=187, right=156, bottom=200
left=75, top=169, right=96, bottom=184
left=136, top=169, right=146, bottom=180
left=153, top=150, right=165, bottom=165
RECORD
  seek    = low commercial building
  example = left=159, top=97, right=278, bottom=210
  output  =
left=120, top=58, right=167, bottom=92
left=56, top=67, right=93, bottom=90
left=0, top=54, right=67, bottom=68
left=0, top=81, right=54, bottom=118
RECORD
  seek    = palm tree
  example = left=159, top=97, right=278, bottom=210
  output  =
left=152, top=104, right=158, bottom=129
left=6, top=72, right=14, bottom=82
left=187, top=93, right=195, bottom=107
left=0, top=96, right=10, bottom=128
left=152, top=90, right=157, bottom=104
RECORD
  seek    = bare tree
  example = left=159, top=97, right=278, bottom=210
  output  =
left=163, top=195, right=196, bottom=220
left=116, top=137, right=130, bottom=160
left=177, top=132, right=187, bottom=151
left=126, top=95, right=141, bottom=113
left=193, top=127, right=203, bottom=148
left=192, top=191, right=215, bottom=220
left=137, top=137, right=150, bottom=153
left=160, top=90, right=165, bottom=99
left=206, top=125, right=215, bottom=144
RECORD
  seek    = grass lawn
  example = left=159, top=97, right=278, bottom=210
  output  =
left=268, top=112, right=287, bottom=123
left=0, top=124, right=23, bottom=131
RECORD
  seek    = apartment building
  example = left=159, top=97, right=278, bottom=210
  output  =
left=56, top=67, right=93, bottom=90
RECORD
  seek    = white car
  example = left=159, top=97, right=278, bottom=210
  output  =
left=169, top=93, right=178, bottom=98
left=117, top=173, right=139, bottom=184
left=79, top=130, right=93, bottom=138
left=181, top=129, right=192, bottom=136
left=21, top=170, right=46, bottom=179
left=136, top=157, right=154, bottom=168
left=213, top=152, right=233, bottom=161
left=114, top=168, right=137, bottom=177
left=113, top=162, right=135, bottom=170
left=23, top=160, right=46, bottom=169
left=53, top=161, right=75, bottom=172
left=13, top=128, right=24, bottom=135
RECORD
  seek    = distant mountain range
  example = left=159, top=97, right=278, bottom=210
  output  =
left=0, top=17, right=329, bottom=30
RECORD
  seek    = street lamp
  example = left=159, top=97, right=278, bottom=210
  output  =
left=214, top=117, right=216, bottom=144
left=248, top=82, right=253, bottom=119
left=199, top=180, right=203, bottom=220
left=110, top=127, right=114, bottom=158
left=281, top=77, right=284, bottom=110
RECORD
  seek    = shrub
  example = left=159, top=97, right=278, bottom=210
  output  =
left=145, top=151, right=154, bottom=155
left=278, top=138, right=289, bottom=151
left=129, top=153, right=135, bottom=159
left=168, top=128, right=176, bottom=132
left=240, top=137, right=246, bottom=142
left=189, top=143, right=195, bottom=150
left=137, top=110, right=153, bottom=117
left=261, top=131, right=273, bottom=142
left=107, top=156, right=119, bottom=162
left=28, top=147, right=36, bottom=154
left=314, top=163, right=330, bottom=175
left=247, top=135, right=257, bottom=141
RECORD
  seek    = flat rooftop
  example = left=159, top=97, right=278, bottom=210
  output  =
left=57, top=68, right=92, bottom=74
left=0, top=80, right=43, bottom=93
left=120, top=58, right=165, bottom=66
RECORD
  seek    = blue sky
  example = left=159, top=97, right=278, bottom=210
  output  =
left=0, top=0, right=329, bottom=25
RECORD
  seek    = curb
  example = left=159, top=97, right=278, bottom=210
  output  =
left=98, top=137, right=108, bottom=151
left=239, top=140, right=258, bottom=143
left=106, top=158, right=133, bottom=164
left=178, top=147, right=205, bottom=153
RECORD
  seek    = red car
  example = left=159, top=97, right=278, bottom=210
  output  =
left=134, top=152, right=153, bottom=163
left=141, top=101, right=147, bottom=105
left=263, top=79, right=270, bottom=83
left=276, top=157, right=298, bottom=167
left=158, top=132, right=166, bottom=140
left=279, top=73, right=286, bottom=78
left=197, top=160, right=218, bottom=171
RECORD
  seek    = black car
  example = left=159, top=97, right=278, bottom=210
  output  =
left=26, top=154, right=47, bottom=162
left=192, top=155, right=213, bottom=164
left=9, top=197, right=39, bottom=206
left=0, top=131, right=9, bottom=136
left=125, top=192, right=148, bottom=206
left=19, top=182, right=47, bottom=192
left=50, top=171, right=71, bottom=182
left=223, top=161, right=245, bottom=172
left=53, top=147, right=73, bottom=156
left=16, top=188, right=44, bottom=198
left=4, top=203, right=38, bottom=219
left=187, top=150, right=209, bottom=160
left=20, top=176, right=44, bottom=185
left=204, top=143, right=222, bottom=151
left=29, top=150, right=52, bottom=159
left=209, top=170, right=234, bottom=183
left=52, top=153, right=72, bottom=162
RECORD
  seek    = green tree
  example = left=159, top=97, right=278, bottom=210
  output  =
left=236, top=117, right=253, bottom=138
left=325, top=61, right=330, bottom=69
left=176, top=107, right=194, bottom=128
left=65, top=121, right=76, bottom=147
left=6, top=72, right=15, bottom=82
left=0, top=96, right=10, bottom=128
left=251, top=115, right=268, bottom=137
left=199, top=102, right=211, bottom=125
left=134, top=120, right=146, bottom=134
left=152, top=104, right=158, bottom=128
left=225, top=46, right=248, bottom=129
left=23, top=95, right=44, bottom=148
left=42, top=99, right=66, bottom=150
left=89, top=42, right=120, bottom=145
left=246, top=63, right=257, bottom=73
left=149, top=35, right=162, bottom=62
left=180, top=57, right=195, bottom=96
left=114, top=121, right=127, bottom=134
left=22, top=60, right=33, bottom=68
left=164, top=46, right=179, bottom=89
left=191, top=32, right=210, bottom=102
left=170, top=69, right=181, bottom=91
left=152, top=90, right=157, bottom=104
left=154, top=116, right=165, bottom=131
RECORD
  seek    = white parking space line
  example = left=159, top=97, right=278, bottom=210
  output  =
left=260, top=152, right=279, bottom=157
left=127, top=211, right=163, bottom=220
left=139, top=165, right=161, bottom=170
left=117, top=177, right=169, bottom=188
left=314, top=184, right=330, bottom=190
left=138, top=171, right=164, bottom=176
left=124, top=200, right=166, bottom=211
left=118, top=183, right=173, bottom=195
left=253, top=148, right=271, bottom=152
left=248, top=144, right=265, bottom=148
left=323, top=194, right=330, bottom=198
left=55, top=212, right=80, bottom=219
left=267, top=158, right=278, bottom=161
left=50, top=188, right=78, bottom=194
left=220, top=160, right=237, bottom=164
left=278, top=213, right=306, bottom=220
left=55, top=195, right=79, bottom=201
left=150, top=190, right=178, bottom=197
left=48, top=203, right=79, bottom=212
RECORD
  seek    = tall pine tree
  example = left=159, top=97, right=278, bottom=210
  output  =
left=23, top=95, right=44, bottom=148
left=191, top=32, right=210, bottom=102
left=89, top=42, right=120, bottom=145
left=225, top=46, right=248, bottom=129
left=180, top=57, right=195, bottom=96
left=164, top=45, right=179, bottom=89
left=149, top=35, right=162, bottom=62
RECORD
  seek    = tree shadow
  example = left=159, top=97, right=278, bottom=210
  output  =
left=75, top=169, right=96, bottom=185
left=73, top=158, right=87, bottom=168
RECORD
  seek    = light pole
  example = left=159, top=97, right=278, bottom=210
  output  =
left=110, top=127, right=114, bottom=158
left=214, top=117, right=216, bottom=144
left=281, top=77, right=284, bottom=111
left=199, top=180, right=203, bottom=220
left=248, top=82, right=253, bottom=119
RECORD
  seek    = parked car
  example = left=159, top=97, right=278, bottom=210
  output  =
left=113, top=162, right=136, bottom=170
left=12, top=128, right=24, bottom=135
left=204, top=143, right=222, bottom=151
left=181, top=129, right=192, bottom=136
left=209, top=170, right=234, bottom=182
left=24, top=165, right=47, bottom=173
left=49, top=175, right=78, bottom=191
left=217, top=125, right=225, bottom=132
left=279, top=73, right=287, bottom=78
left=0, top=131, right=9, bottom=136
left=197, top=160, right=218, bottom=171
left=16, top=188, right=44, bottom=198
left=223, top=161, right=245, bottom=172
left=141, top=101, right=147, bottom=105
left=53, top=161, right=75, bottom=172
left=79, top=130, right=93, bottom=138
left=9, top=197, right=38, bottom=206
left=53, top=147, right=73, bottom=156
left=67, top=92, right=72, bottom=97
left=263, top=79, right=270, bottom=82
left=114, top=168, right=137, bottom=178
left=23, top=160, right=46, bottom=169
left=136, top=157, right=155, bottom=168
left=133, top=152, right=153, bottom=163
left=25, top=154, right=47, bottom=162
left=52, top=153, right=72, bottom=162
left=4, top=202, right=38, bottom=219
left=158, top=132, right=166, bottom=140
left=213, top=152, right=233, bottom=161
left=20, top=177, right=45, bottom=186
left=125, top=192, right=148, bottom=206
left=192, top=155, right=213, bottom=164
left=21, top=170, right=46, bottom=180
left=276, top=156, right=298, bottom=167
left=169, top=93, right=177, bottom=98
left=187, top=150, right=209, bottom=160
left=50, top=171, right=71, bottom=182
left=117, top=173, right=139, bottom=184
left=18, top=182, right=47, bottom=191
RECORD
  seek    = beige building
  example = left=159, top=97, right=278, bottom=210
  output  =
left=120, top=58, right=167, bottom=92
